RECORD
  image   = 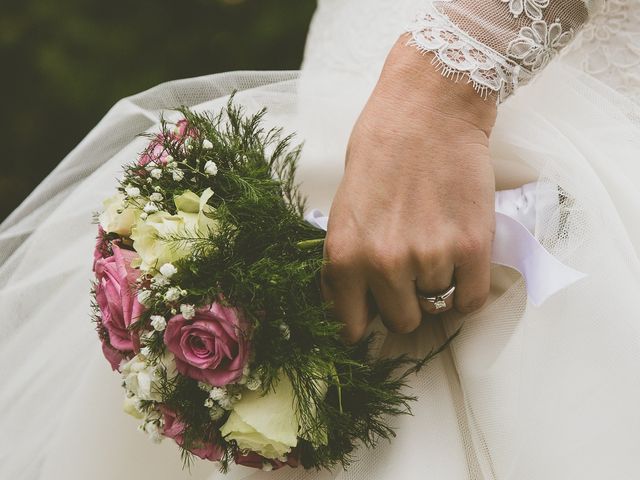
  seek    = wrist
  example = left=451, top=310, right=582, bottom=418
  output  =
left=377, top=35, right=497, bottom=135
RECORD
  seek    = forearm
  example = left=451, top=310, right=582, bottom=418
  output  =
left=380, top=36, right=497, bottom=135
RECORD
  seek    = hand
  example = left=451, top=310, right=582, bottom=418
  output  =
left=322, top=36, right=498, bottom=343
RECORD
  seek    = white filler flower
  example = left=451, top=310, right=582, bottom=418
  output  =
left=204, top=160, right=218, bottom=176
left=164, top=287, right=184, bottom=302
left=125, top=186, right=141, bottom=198
left=159, top=263, right=178, bottom=278
left=180, top=304, right=196, bottom=320
left=150, top=315, right=167, bottom=332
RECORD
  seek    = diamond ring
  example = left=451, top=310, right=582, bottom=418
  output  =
left=417, top=282, right=456, bottom=312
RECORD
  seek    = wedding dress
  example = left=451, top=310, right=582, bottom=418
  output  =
left=1, top=1, right=640, bottom=479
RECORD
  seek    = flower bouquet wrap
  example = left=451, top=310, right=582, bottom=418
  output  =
left=91, top=102, right=450, bottom=472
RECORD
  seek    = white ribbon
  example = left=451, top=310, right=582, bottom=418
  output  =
left=305, top=182, right=585, bottom=306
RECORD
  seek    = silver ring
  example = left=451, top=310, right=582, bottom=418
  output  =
left=417, top=282, right=456, bottom=311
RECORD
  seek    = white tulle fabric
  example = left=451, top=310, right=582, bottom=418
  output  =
left=2, top=1, right=640, bottom=480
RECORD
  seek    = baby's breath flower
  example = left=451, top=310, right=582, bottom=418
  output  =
left=137, top=290, right=152, bottom=306
left=246, top=375, right=262, bottom=391
left=172, top=170, right=184, bottom=182
left=164, top=287, right=184, bottom=303
left=165, top=155, right=174, bottom=163
left=125, top=186, right=141, bottom=197
left=159, top=263, right=177, bottom=278
left=151, top=274, right=169, bottom=287
left=150, top=168, right=163, bottom=179
left=209, top=387, right=227, bottom=402
left=262, top=463, right=274, bottom=472
left=279, top=323, right=291, bottom=340
left=149, top=192, right=163, bottom=202
left=144, top=421, right=164, bottom=444
left=180, top=304, right=196, bottom=320
left=143, top=202, right=159, bottom=214
left=204, top=398, right=215, bottom=408
left=202, top=139, right=214, bottom=149
left=204, top=160, right=218, bottom=176
left=218, top=396, right=234, bottom=410
left=150, top=315, right=167, bottom=332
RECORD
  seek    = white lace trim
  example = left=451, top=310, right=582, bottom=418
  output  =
left=409, top=2, right=583, bottom=104
left=507, top=21, right=575, bottom=72
left=408, top=10, right=531, bottom=103
left=502, top=0, right=551, bottom=20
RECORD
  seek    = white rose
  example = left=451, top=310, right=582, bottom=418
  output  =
left=220, top=374, right=299, bottom=459
left=130, top=188, right=217, bottom=271
left=99, top=193, right=142, bottom=236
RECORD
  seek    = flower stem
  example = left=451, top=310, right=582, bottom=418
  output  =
left=296, top=238, right=325, bottom=250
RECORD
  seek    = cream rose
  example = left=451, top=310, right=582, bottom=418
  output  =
left=173, top=188, right=217, bottom=233
left=99, top=193, right=142, bottom=236
left=220, top=374, right=299, bottom=459
left=130, top=188, right=217, bottom=271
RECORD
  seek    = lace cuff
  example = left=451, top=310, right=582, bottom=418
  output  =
left=408, top=0, right=596, bottom=102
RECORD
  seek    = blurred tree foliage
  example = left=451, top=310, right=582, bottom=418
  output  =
left=0, top=0, right=315, bottom=220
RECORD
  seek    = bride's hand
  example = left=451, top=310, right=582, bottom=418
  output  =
left=323, top=36, right=498, bottom=343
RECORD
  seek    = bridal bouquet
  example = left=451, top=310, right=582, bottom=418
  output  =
left=91, top=102, right=447, bottom=472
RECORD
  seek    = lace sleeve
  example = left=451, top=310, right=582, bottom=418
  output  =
left=408, top=0, right=602, bottom=102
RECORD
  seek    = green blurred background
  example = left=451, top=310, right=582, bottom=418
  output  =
left=0, top=0, right=315, bottom=221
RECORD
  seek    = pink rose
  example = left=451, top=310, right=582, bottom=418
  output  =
left=161, top=408, right=223, bottom=461
left=138, top=136, right=171, bottom=167
left=174, top=119, right=194, bottom=138
left=138, top=119, right=197, bottom=167
left=94, top=244, right=144, bottom=352
left=100, top=335, right=127, bottom=371
left=164, top=304, right=249, bottom=386
left=234, top=451, right=299, bottom=470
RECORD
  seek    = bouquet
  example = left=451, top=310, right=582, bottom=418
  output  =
left=91, top=101, right=450, bottom=472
